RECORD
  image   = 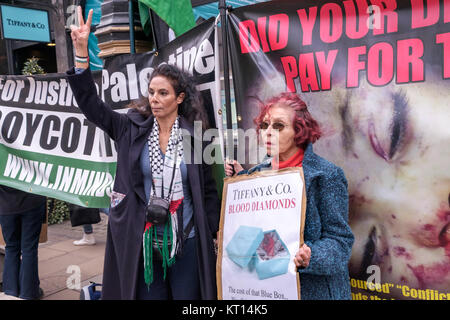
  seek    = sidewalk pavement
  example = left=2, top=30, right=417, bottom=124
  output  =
left=0, top=215, right=108, bottom=300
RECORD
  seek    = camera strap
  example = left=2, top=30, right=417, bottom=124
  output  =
left=150, top=142, right=179, bottom=202
left=183, top=216, right=194, bottom=241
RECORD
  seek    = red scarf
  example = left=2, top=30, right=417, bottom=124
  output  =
left=272, top=148, right=304, bottom=169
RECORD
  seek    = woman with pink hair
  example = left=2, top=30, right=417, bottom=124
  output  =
left=226, top=92, right=354, bottom=300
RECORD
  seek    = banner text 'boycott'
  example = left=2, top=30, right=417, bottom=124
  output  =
left=0, top=108, right=115, bottom=159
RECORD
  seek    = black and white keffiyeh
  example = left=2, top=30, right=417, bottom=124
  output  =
left=148, top=116, right=184, bottom=210
left=143, top=116, right=185, bottom=285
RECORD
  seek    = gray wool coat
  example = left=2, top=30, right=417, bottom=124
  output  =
left=66, top=68, right=220, bottom=300
left=242, top=143, right=354, bottom=300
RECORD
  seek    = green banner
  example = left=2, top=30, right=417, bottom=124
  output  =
left=0, top=144, right=115, bottom=208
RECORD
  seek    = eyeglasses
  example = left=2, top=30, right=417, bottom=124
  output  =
left=259, top=121, right=288, bottom=131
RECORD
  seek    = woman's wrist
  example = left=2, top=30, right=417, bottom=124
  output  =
left=74, top=48, right=89, bottom=68
left=75, top=47, right=88, bottom=58
left=75, top=56, right=89, bottom=69
left=75, top=61, right=89, bottom=69
left=75, top=55, right=89, bottom=63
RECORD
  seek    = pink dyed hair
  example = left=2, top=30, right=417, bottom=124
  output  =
left=254, top=92, right=322, bottom=148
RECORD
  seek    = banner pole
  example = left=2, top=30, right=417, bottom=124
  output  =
left=219, top=0, right=234, bottom=162
left=149, top=9, right=160, bottom=50
left=129, top=0, right=136, bottom=54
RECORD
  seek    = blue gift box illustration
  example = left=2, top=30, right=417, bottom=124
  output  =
left=226, top=226, right=290, bottom=279
left=226, top=225, right=264, bottom=268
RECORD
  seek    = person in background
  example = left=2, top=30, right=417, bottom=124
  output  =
left=73, top=224, right=96, bottom=246
left=73, top=207, right=110, bottom=246
left=0, top=185, right=46, bottom=299
left=225, top=92, right=354, bottom=300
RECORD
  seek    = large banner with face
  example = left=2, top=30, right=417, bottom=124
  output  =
left=0, top=18, right=217, bottom=208
left=228, top=0, right=450, bottom=300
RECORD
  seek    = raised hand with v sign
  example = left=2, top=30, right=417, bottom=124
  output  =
left=70, top=6, right=93, bottom=67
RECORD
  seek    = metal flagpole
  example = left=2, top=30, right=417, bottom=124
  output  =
left=129, top=0, right=136, bottom=54
left=218, top=0, right=234, bottom=164
left=149, top=9, right=160, bottom=50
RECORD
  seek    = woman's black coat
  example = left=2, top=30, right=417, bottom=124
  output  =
left=66, top=68, right=220, bottom=299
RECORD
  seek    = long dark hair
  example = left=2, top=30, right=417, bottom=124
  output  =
left=129, top=64, right=209, bottom=129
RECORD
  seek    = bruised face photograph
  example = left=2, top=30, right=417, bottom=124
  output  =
left=224, top=0, right=450, bottom=299
left=310, top=78, right=450, bottom=297
left=245, top=70, right=449, bottom=298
